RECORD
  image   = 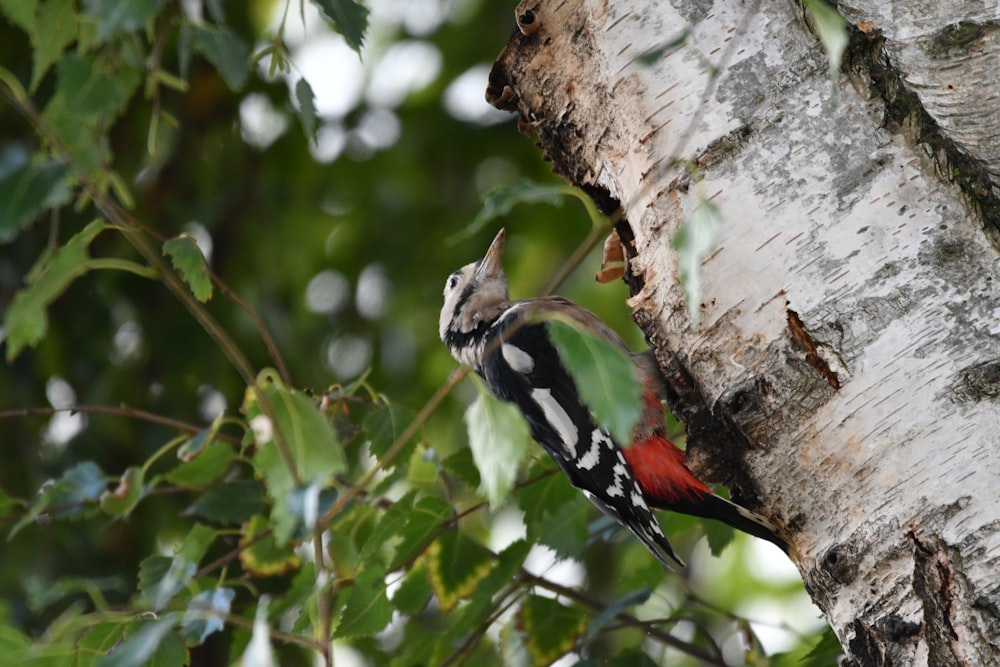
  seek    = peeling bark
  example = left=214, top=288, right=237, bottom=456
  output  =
left=487, top=0, right=1000, bottom=663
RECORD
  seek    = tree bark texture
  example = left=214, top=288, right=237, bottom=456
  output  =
left=486, top=0, right=1000, bottom=664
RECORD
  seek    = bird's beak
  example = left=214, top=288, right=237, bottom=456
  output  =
left=476, top=228, right=505, bottom=278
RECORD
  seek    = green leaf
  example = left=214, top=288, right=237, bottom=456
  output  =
left=4, top=220, right=107, bottom=361
left=464, top=387, right=531, bottom=509
left=182, top=587, right=234, bottom=645
left=425, top=530, right=494, bottom=612
left=360, top=492, right=452, bottom=570
left=672, top=196, right=721, bottom=326
left=163, top=234, right=213, bottom=302
left=363, top=402, right=413, bottom=459
left=800, top=626, right=843, bottom=667
left=0, top=487, right=16, bottom=519
left=177, top=522, right=217, bottom=563
left=294, top=78, right=318, bottom=143
left=390, top=561, right=432, bottom=615
left=517, top=595, right=585, bottom=666
left=585, top=588, right=651, bottom=641
left=448, top=180, right=566, bottom=245
left=9, top=461, right=107, bottom=539
left=94, top=616, right=178, bottom=667
left=83, top=0, right=167, bottom=40
left=57, top=54, right=128, bottom=116
left=441, top=446, right=481, bottom=490
left=702, top=518, right=735, bottom=556
left=166, top=442, right=236, bottom=490
left=189, top=24, right=249, bottom=91
left=546, top=319, right=641, bottom=446
left=99, top=466, right=144, bottom=517
left=245, top=373, right=345, bottom=544
left=336, top=563, right=392, bottom=639
left=0, top=153, right=72, bottom=243
left=41, top=94, right=107, bottom=174
left=804, top=0, right=848, bottom=84
left=138, top=555, right=194, bottom=611
left=185, top=480, right=264, bottom=525
left=76, top=622, right=129, bottom=667
left=240, top=514, right=300, bottom=576
left=310, top=0, right=369, bottom=53
left=0, top=0, right=37, bottom=35
left=519, top=464, right=588, bottom=559
left=450, top=539, right=530, bottom=636
left=31, top=0, right=77, bottom=92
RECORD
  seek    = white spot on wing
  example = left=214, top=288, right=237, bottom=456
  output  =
left=531, top=388, right=578, bottom=457
left=576, top=434, right=601, bottom=470
left=502, top=343, right=535, bottom=374
left=630, top=490, right=649, bottom=511
left=606, top=462, right=628, bottom=497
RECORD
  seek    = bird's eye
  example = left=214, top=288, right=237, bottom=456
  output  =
left=447, top=275, right=461, bottom=290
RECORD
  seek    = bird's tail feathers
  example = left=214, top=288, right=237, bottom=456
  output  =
left=673, top=493, right=789, bottom=553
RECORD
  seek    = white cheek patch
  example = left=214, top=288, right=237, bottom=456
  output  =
left=531, top=388, right=578, bottom=457
left=502, top=343, right=535, bottom=375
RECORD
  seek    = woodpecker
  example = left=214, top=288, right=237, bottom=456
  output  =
left=439, top=228, right=787, bottom=568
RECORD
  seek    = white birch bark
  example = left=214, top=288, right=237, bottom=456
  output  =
left=487, top=0, right=1000, bottom=664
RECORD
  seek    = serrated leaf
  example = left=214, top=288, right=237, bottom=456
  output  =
left=310, top=0, right=369, bottom=53
left=0, top=0, right=37, bottom=35
left=240, top=514, right=300, bottom=576
left=448, top=181, right=566, bottom=245
left=166, top=443, right=236, bottom=490
left=99, top=466, right=144, bottom=517
left=546, top=320, right=641, bottom=446
left=672, top=197, right=721, bottom=326
left=464, top=389, right=531, bottom=509
left=182, top=587, right=234, bottom=645
left=585, top=588, right=652, bottom=641
left=31, top=0, right=77, bottom=92
left=336, top=563, right=392, bottom=639
left=176, top=416, right=223, bottom=461
left=362, top=402, right=412, bottom=459
left=4, top=220, right=107, bottom=361
left=83, top=0, right=167, bottom=40
left=57, top=54, right=128, bottom=116
left=450, top=539, right=530, bottom=636
left=518, top=463, right=588, bottom=559
left=138, top=555, right=195, bottom=611
left=0, top=155, right=71, bottom=242
left=185, top=480, right=264, bottom=525
left=245, top=374, right=345, bottom=545
left=177, top=522, right=216, bottom=563
left=94, top=616, right=178, bottom=667
left=518, top=595, right=585, bottom=666
left=76, top=622, right=128, bottom=667
left=804, top=0, right=848, bottom=84
left=702, top=518, right=735, bottom=556
left=163, top=235, right=213, bottom=302
left=800, top=626, right=843, bottom=667
left=359, top=491, right=452, bottom=570
left=390, top=561, right=432, bottom=615
left=441, top=447, right=481, bottom=489
left=425, top=530, right=494, bottom=612
left=189, top=24, right=249, bottom=91
left=294, top=78, right=318, bottom=143
left=8, top=461, right=107, bottom=539
left=42, top=94, right=107, bottom=174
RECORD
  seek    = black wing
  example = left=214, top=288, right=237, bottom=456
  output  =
left=480, top=306, right=683, bottom=568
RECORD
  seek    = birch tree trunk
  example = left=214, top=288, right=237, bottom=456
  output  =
left=486, top=0, right=1000, bottom=664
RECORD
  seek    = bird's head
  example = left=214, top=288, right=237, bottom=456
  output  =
left=439, top=228, right=511, bottom=352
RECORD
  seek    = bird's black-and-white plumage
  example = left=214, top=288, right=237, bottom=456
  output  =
left=439, top=228, right=684, bottom=567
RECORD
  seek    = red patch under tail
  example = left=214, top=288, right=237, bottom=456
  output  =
left=623, top=435, right=711, bottom=507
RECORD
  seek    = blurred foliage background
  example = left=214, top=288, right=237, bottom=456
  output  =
left=0, top=0, right=829, bottom=665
